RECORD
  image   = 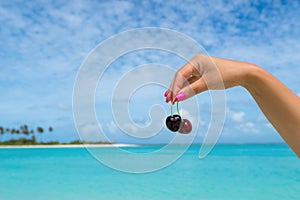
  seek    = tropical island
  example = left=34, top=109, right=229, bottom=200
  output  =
left=0, top=125, right=112, bottom=146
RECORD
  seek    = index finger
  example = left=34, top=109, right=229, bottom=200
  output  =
left=166, top=57, right=201, bottom=103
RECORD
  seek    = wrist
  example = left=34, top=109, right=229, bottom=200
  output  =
left=240, top=63, right=265, bottom=90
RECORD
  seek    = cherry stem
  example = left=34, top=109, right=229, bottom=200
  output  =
left=170, top=101, right=180, bottom=116
left=176, top=101, right=180, bottom=116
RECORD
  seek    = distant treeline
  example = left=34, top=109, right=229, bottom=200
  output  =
left=0, top=125, right=52, bottom=136
left=0, top=125, right=112, bottom=145
left=0, top=125, right=52, bottom=144
left=0, top=138, right=112, bottom=145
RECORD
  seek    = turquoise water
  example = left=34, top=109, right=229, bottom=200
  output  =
left=0, top=145, right=299, bottom=200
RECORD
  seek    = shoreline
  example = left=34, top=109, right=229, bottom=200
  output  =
left=0, top=144, right=141, bottom=149
left=0, top=143, right=286, bottom=149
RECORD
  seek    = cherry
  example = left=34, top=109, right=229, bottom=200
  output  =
left=165, top=114, right=182, bottom=132
left=178, top=119, right=192, bottom=134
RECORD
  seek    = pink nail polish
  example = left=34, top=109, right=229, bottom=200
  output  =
left=176, top=92, right=186, bottom=101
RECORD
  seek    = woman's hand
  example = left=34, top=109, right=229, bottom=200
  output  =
left=164, top=54, right=252, bottom=103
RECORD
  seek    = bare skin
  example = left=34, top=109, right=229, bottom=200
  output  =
left=165, top=54, right=300, bottom=158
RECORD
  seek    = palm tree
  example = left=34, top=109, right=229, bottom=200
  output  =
left=0, top=126, right=4, bottom=143
left=31, top=135, right=36, bottom=144
left=37, top=127, right=44, bottom=142
left=37, top=127, right=44, bottom=133
left=10, top=128, right=16, bottom=134
left=21, top=125, right=29, bottom=135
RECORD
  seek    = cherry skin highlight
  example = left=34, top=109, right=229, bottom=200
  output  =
left=165, top=114, right=182, bottom=132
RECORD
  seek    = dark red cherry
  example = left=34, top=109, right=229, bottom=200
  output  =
left=165, top=114, right=182, bottom=132
left=178, top=119, right=192, bottom=134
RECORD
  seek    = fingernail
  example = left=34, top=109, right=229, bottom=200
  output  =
left=176, top=92, right=186, bottom=102
left=166, top=98, right=169, bottom=103
left=166, top=95, right=170, bottom=102
left=171, top=97, right=177, bottom=104
left=164, top=90, right=169, bottom=97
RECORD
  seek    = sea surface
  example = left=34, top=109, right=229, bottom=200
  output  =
left=0, top=144, right=299, bottom=200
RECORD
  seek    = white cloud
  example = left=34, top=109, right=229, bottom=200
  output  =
left=227, top=109, right=246, bottom=122
left=56, top=103, right=70, bottom=111
left=238, top=122, right=259, bottom=134
left=231, top=111, right=245, bottom=122
left=106, top=121, right=118, bottom=134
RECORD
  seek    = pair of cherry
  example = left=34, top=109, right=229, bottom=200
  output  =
left=165, top=102, right=192, bottom=134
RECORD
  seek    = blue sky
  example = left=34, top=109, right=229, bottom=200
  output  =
left=1, top=0, right=300, bottom=144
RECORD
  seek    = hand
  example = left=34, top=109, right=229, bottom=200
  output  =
left=164, top=54, right=251, bottom=103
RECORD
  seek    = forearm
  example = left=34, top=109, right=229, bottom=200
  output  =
left=242, top=64, right=300, bottom=157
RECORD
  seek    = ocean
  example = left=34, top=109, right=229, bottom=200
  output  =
left=0, top=144, right=299, bottom=200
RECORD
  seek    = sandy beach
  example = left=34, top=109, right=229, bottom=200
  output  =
left=0, top=144, right=140, bottom=148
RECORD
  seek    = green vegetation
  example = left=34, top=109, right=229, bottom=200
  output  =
left=63, top=140, right=112, bottom=145
left=0, top=137, right=59, bottom=145
left=0, top=125, right=112, bottom=146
